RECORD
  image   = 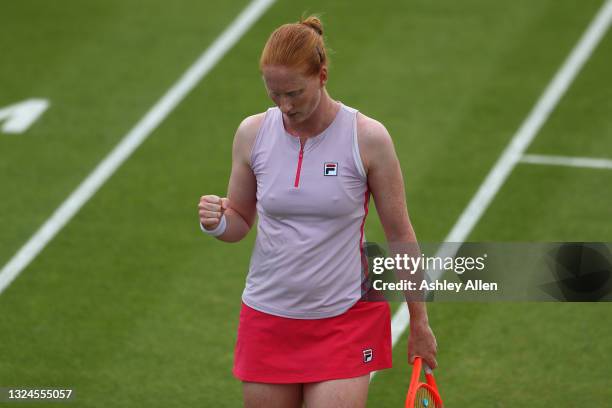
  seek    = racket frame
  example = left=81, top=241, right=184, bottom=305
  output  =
left=405, top=357, right=443, bottom=407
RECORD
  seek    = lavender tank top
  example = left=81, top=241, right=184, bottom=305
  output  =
left=243, top=102, right=369, bottom=319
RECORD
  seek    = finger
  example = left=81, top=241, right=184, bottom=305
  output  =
left=200, top=210, right=221, bottom=219
left=201, top=218, right=220, bottom=228
left=202, top=195, right=221, bottom=204
left=199, top=202, right=221, bottom=212
left=425, top=356, right=438, bottom=370
left=220, top=197, right=230, bottom=211
left=199, top=196, right=220, bottom=208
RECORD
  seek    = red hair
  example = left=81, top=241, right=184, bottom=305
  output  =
left=259, top=16, right=327, bottom=77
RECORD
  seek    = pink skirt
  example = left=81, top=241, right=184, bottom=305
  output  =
left=233, top=299, right=393, bottom=383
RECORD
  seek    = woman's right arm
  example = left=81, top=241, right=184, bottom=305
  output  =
left=198, top=113, right=264, bottom=242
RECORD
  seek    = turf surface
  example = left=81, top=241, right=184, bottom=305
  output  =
left=1, top=0, right=610, bottom=406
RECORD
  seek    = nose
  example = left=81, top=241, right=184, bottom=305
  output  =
left=279, top=96, right=293, bottom=114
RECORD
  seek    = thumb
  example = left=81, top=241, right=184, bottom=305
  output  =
left=220, top=198, right=230, bottom=212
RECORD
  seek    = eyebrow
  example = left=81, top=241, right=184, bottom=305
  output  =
left=272, top=88, right=302, bottom=95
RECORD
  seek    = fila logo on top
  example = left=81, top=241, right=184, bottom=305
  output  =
left=363, top=348, right=373, bottom=363
left=324, top=162, right=338, bottom=176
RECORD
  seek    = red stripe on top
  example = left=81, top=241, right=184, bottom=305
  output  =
left=294, top=143, right=304, bottom=188
left=358, top=189, right=370, bottom=294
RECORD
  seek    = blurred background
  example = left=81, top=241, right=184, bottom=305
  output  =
left=1, top=0, right=610, bottom=406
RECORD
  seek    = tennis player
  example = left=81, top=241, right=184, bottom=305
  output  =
left=199, top=16, right=437, bottom=408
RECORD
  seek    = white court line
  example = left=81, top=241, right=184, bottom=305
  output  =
left=0, top=0, right=276, bottom=295
left=373, top=0, right=612, bottom=381
left=521, top=154, right=612, bottom=170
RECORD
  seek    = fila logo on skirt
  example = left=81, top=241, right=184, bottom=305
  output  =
left=363, top=348, right=373, bottom=363
left=324, top=162, right=338, bottom=176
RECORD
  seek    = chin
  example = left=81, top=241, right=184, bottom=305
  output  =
left=286, top=113, right=302, bottom=123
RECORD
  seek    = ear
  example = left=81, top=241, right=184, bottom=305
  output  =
left=319, top=65, right=328, bottom=87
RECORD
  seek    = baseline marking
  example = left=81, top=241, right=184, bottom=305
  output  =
left=373, top=0, right=612, bottom=380
left=521, top=154, right=612, bottom=170
left=0, top=0, right=276, bottom=295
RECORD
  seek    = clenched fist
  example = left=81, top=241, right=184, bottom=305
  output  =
left=199, top=195, right=229, bottom=230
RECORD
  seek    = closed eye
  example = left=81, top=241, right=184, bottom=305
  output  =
left=268, top=89, right=303, bottom=98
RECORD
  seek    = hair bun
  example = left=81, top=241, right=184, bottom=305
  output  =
left=300, top=16, right=323, bottom=36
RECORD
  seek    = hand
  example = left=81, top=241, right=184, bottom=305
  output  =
left=199, top=195, right=229, bottom=230
left=408, top=319, right=438, bottom=369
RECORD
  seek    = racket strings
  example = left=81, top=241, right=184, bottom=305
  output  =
left=413, top=386, right=442, bottom=408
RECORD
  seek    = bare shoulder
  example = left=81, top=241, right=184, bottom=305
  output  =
left=233, top=112, right=266, bottom=164
left=235, top=112, right=266, bottom=145
left=356, top=112, right=395, bottom=171
left=356, top=112, right=392, bottom=143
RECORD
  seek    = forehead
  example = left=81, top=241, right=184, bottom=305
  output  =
left=262, top=65, right=310, bottom=91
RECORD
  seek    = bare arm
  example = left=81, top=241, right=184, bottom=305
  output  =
left=199, top=114, right=262, bottom=242
left=357, top=113, right=438, bottom=368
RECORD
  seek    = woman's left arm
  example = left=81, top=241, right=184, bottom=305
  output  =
left=357, top=113, right=438, bottom=369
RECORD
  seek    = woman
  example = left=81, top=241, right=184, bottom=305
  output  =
left=199, top=16, right=437, bottom=408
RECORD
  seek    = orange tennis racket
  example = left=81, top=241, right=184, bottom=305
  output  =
left=405, top=357, right=443, bottom=408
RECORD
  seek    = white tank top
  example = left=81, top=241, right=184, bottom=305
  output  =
left=243, top=102, right=370, bottom=318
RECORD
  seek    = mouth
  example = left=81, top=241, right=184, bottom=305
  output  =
left=286, top=112, right=299, bottom=118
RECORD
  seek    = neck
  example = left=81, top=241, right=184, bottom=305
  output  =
left=288, top=89, right=339, bottom=139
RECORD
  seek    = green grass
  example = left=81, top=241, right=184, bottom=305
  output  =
left=0, top=0, right=610, bottom=406
left=530, top=30, right=612, bottom=158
